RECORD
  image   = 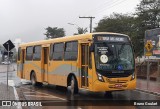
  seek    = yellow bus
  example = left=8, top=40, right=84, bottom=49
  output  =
left=17, top=32, right=136, bottom=95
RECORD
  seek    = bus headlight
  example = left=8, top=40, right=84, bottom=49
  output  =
left=97, top=73, right=105, bottom=82
left=130, top=73, right=135, bottom=81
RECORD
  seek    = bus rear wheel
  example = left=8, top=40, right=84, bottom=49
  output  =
left=68, top=76, right=78, bottom=95
left=31, top=72, right=42, bottom=86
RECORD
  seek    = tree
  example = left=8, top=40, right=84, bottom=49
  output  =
left=74, top=27, right=88, bottom=35
left=133, top=0, right=160, bottom=56
left=136, top=0, right=160, bottom=29
left=44, top=27, right=65, bottom=39
left=94, top=13, right=145, bottom=56
left=94, top=0, right=160, bottom=57
left=95, top=13, right=136, bottom=33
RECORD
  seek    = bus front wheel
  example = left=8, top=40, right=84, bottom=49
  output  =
left=104, top=91, right=112, bottom=97
left=31, top=72, right=42, bottom=86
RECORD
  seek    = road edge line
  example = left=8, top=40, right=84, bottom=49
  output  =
left=136, top=88, right=160, bottom=96
left=20, top=87, right=66, bottom=101
left=9, top=80, right=22, bottom=109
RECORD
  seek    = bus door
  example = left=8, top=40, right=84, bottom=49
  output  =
left=81, top=44, right=89, bottom=88
left=43, top=47, right=49, bottom=82
left=21, top=49, right=25, bottom=78
left=18, top=49, right=25, bottom=78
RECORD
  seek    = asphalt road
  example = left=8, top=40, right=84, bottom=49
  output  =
left=0, top=64, right=159, bottom=109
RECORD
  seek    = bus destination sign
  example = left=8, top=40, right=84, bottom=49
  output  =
left=94, top=35, right=129, bottom=42
left=97, top=36, right=124, bottom=41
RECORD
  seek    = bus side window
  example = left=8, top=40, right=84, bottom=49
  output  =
left=33, top=45, right=41, bottom=61
left=53, top=43, right=64, bottom=60
left=64, top=41, right=78, bottom=61
left=26, top=46, right=33, bottom=61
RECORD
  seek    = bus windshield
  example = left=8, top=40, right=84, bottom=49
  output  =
left=95, top=43, right=134, bottom=71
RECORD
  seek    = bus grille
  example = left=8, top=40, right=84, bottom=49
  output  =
left=106, top=79, right=128, bottom=84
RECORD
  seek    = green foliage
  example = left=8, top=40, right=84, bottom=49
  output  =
left=44, top=27, right=65, bottom=39
left=94, top=13, right=141, bottom=56
left=95, top=13, right=135, bottom=34
left=134, top=0, right=160, bottom=56
left=94, top=0, right=160, bottom=57
left=74, top=27, right=88, bottom=35
left=136, top=0, right=160, bottom=29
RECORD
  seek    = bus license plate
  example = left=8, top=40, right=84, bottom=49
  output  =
left=115, top=84, right=122, bottom=88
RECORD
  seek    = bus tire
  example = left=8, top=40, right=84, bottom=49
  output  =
left=31, top=72, right=42, bottom=86
left=36, top=82, right=43, bottom=86
left=68, top=76, right=78, bottom=95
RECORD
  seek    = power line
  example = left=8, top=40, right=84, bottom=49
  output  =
left=94, top=0, right=129, bottom=21
left=82, top=0, right=116, bottom=16
left=93, top=0, right=128, bottom=16
left=71, top=0, right=130, bottom=33
left=79, top=16, right=95, bottom=33
left=81, top=0, right=128, bottom=18
left=71, top=0, right=117, bottom=25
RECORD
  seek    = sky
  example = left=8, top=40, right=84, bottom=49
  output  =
left=0, top=0, right=141, bottom=44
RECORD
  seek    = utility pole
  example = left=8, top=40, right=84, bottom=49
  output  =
left=79, top=16, right=95, bottom=33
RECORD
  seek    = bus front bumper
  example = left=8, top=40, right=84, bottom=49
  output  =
left=92, top=79, right=136, bottom=92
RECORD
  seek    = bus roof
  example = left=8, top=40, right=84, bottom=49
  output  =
left=19, top=32, right=129, bottom=47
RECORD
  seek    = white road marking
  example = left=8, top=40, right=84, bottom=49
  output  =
left=8, top=80, right=22, bottom=109
left=24, top=95, right=64, bottom=98
left=135, top=89, right=160, bottom=96
left=23, top=92, right=37, bottom=93
left=21, top=87, right=66, bottom=100
left=20, top=79, right=31, bottom=84
left=8, top=80, right=15, bottom=86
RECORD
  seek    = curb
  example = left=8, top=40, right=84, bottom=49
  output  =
left=136, top=88, right=160, bottom=96
left=137, top=76, right=157, bottom=81
left=8, top=80, right=22, bottom=109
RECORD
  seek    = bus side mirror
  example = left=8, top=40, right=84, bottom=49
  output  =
left=89, top=44, right=94, bottom=52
